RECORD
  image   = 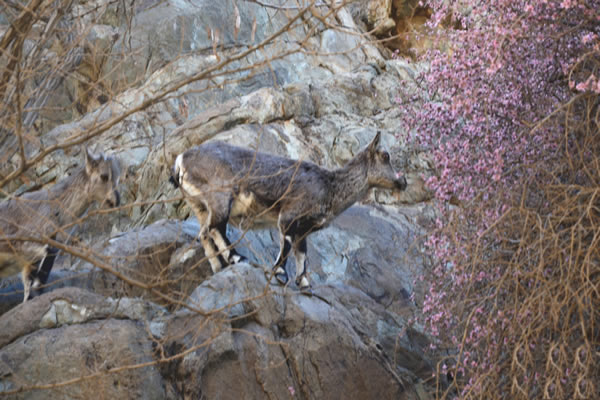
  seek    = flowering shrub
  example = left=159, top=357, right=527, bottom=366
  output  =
left=402, top=0, right=600, bottom=398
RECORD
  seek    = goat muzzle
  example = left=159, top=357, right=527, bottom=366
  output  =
left=169, top=175, right=180, bottom=189
left=396, top=176, right=408, bottom=191
left=106, top=190, right=120, bottom=208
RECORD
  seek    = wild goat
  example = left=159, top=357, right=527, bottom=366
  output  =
left=0, top=149, right=121, bottom=302
left=170, top=132, right=407, bottom=292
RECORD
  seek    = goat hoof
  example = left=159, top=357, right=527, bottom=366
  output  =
left=273, top=267, right=288, bottom=285
left=275, top=272, right=289, bottom=286
left=296, top=275, right=309, bottom=287
left=296, top=276, right=312, bottom=295
left=298, top=284, right=313, bottom=296
left=229, top=254, right=247, bottom=264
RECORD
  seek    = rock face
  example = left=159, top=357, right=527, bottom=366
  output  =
left=0, top=288, right=167, bottom=399
left=174, top=263, right=429, bottom=399
left=364, top=0, right=434, bottom=55
left=0, top=0, right=436, bottom=398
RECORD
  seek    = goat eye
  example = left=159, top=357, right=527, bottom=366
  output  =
left=101, top=174, right=109, bottom=182
left=382, top=152, right=390, bottom=162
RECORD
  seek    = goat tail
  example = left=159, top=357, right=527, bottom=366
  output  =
left=34, top=245, right=59, bottom=285
left=169, top=175, right=179, bottom=188
left=170, top=153, right=184, bottom=188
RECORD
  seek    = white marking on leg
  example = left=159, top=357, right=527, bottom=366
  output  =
left=210, top=227, right=231, bottom=262
left=175, top=154, right=184, bottom=186
left=294, top=250, right=307, bottom=282
left=37, top=245, right=48, bottom=274
left=199, top=206, right=225, bottom=273
left=198, top=206, right=222, bottom=273
left=274, top=230, right=287, bottom=266
left=200, top=233, right=222, bottom=274
left=21, top=269, right=30, bottom=303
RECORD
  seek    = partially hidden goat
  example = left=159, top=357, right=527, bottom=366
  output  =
left=170, top=132, right=407, bottom=292
left=0, top=149, right=121, bottom=302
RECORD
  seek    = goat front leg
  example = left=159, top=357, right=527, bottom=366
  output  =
left=209, top=220, right=246, bottom=265
left=206, top=194, right=247, bottom=266
left=199, top=227, right=223, bottom=274
left=192, top=206, right=224, bottom=274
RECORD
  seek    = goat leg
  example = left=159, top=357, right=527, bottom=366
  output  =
left=33, top=245, right=58, bottom=285
left=210, top=221, right=246, bottom=265
left=293, top=237, right=312, bottom=294
left=199, top=229, right=223, bottom=274
left=21, top=267, right=32, bottom=303
left=272, top=231, right=291, bottom=285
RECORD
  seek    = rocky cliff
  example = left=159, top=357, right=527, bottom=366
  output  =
left=0, top=1, right=435, bottom=398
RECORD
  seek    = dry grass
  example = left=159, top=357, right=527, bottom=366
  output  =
left=432, top=90, right=600, bottom=399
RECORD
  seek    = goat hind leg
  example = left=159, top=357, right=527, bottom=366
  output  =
left=31, top=245, right=59, bottom=295
left=272, top=231, right=292, bottom=285
left=21, top=266, right=32, bottom=303
left=293, top=237, right=311, bottom=293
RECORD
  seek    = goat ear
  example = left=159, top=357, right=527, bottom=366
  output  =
left=368, top=131, right=381, bottom=154
left=109, top=156, right=122, bottom=185
left=85, top=148, right=99, bottom=174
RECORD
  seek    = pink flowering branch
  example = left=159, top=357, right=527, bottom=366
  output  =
left=400, top=0, right=600, bottom=398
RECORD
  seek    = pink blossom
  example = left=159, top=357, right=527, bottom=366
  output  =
left=582, top=32, right=597, bottom=44
left=398, top=0, right=598, bottom=397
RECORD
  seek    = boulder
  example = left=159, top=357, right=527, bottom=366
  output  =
left=73, top=219, right=212, bottom=308
left=0, top=288, right=166, bottom=399
left=0, top=263, right=433, bottom=399
left=164, top=263, right=432, bottom=399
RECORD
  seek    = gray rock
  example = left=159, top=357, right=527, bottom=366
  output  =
left=0, top=319, right=165, bottom=399
left=0, top=288, right=166, bottom=399
left=0, top=287, right=166, bottom=348
left=72, top=219, right=212, bottom=307
left=215, top=205, right=423, bottom=313
left=163, top=263, right=432, bottom=399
